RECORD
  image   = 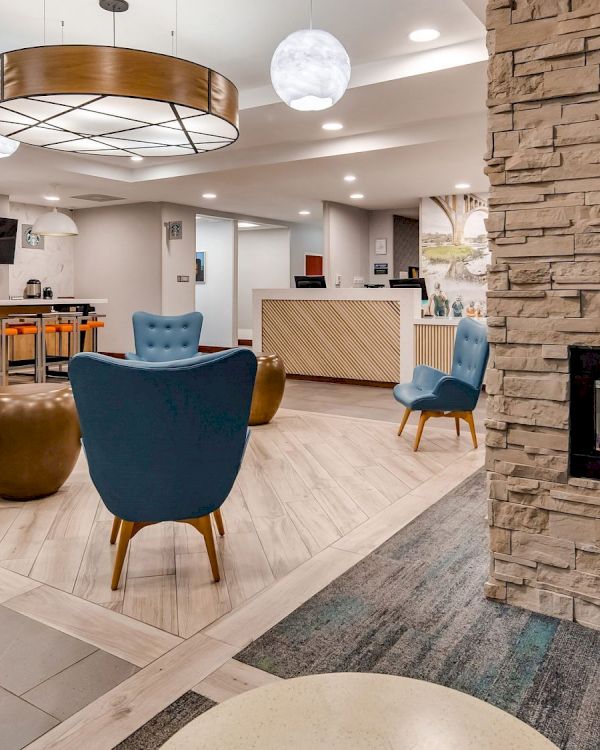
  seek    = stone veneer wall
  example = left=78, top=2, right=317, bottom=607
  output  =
left=485, top=0, right=600, bottom=628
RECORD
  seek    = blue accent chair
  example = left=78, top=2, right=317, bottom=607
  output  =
left=69, top=348, right=257, bottom=589
left=394, top=317, right=489, bottom=451
left=126, top=311, right=203, bottom=362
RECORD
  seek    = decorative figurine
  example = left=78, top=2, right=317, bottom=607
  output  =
left=466, top=300, right=477, bottom=317
left=429, top=282, right=450, bottom=317
left=451, top=295, right=464, bottom=318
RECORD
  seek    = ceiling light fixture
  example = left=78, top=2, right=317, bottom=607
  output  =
left=455, top=182, right=471, bottom=190
left=409, top=28, right=440, bottom=42
left=0, top=1, right=239, bottom=158
left=32, top=207, right=78, bottom=236
left=270, top=0, right=351, bottom=111
left=43, top=195, right=60, bottom=201
left=298, top=210, right=311, bottom=215
left=350, top=193, right=364, bottom=200
left=344, top=174, right=356, bottom=182
left=322, top=122, right=343, bottom=131
left=238, top=221, right=259, bottom=229
left=130, top=155, right=144, bottom=162
left=202, top=193, right=217, bottom=199
left=0, top=134, right=19, bottom=158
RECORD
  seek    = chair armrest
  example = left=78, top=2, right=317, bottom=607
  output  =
left=412, top=364, right=447, bottom=390
left=125, top=352, right=141, bottom=361
left=431, top=376, right=480, bottom=411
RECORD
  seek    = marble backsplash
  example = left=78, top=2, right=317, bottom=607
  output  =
left=5, top=202, right=75, bottom=299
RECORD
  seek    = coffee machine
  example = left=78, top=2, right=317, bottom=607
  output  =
left=24, top=279, right=42, bottom=298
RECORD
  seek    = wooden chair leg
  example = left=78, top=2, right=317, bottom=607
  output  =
left=110, top=516, right=121, bottom=545
left=455, top=417, right=460, bottom=436
left=213, top=509, right=225, bottom=536
left=465, top=411, right=478, bottom=449
left=397, top=407, right=412, bottom=436
left=111, top=520, right=134, bottom=590
left=413, top=412, right=429, bottom=452
left=196, top=515, right=220, bottom=582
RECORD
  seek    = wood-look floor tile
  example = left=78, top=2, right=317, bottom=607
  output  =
left=192, top=659, right=282, bottom=703
left=4, top=586, right=181, bottom=668
left=123, top=574, right=179, bottom=635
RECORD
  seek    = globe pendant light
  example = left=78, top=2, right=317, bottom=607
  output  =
left=32, top=208, right=78, bottom=237
left=0, top=134, right=19, bottom=158
left=271, top=1, right=351, bottom=111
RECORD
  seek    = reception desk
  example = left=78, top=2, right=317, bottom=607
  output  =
left=253, top=288, right=421, bottom=385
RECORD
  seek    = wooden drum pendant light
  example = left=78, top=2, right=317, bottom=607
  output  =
left=0, top=3, right=239, bottom=158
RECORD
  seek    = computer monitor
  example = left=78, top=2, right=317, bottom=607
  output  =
left=389, top=277, right=428, bottom=301
left=407, top=265, right=419, bottom=279
left=295, top=275, right=327, bottom=289
left=0, top=217, right=18, bottom=264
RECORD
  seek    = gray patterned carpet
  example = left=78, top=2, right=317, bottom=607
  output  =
left=237, top=469, right=600, bottom=750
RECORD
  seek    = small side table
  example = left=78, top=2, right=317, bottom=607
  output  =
left=0, top=383, right=81, bottom=500
left=162, top=673, right=558, bottom=750
left=249, top=352, right=286, bottom=426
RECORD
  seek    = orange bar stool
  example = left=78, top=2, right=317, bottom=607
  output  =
left=0, top=322, right=19, bottom=386
left=1, top=316, right=42, bottom=383
left=86, top=316, right=105, bottom=353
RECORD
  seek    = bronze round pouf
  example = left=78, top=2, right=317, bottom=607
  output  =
left=249, top=353, right=286, bottom=426
left=0, top=383, right=81, bottom=500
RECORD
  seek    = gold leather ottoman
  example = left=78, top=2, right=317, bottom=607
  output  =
left=0, top=383, right=81, bottom=500
left=249, top=353, right=286, bottom=426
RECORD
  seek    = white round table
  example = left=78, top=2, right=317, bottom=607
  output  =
left=162, top=673, right=558, bottom=750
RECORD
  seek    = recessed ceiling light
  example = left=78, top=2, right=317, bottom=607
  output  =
left=202, top=193, right=217, bottom=199
left=43, top=195, right=60, bottom=201
left=344, top=175, right=357, bottom=182
left=130, top=155, right=144, bottom=162
left=238, top=221, right=260, bottom=229
left=350, top=193, right=364, bottom=200
left=298, top=210, right=311, bottom=215
left=322, top=122, right=343, bottom=131
left=409, top=29, right=440, bottom=42
left=455, top=182, right=471, bottom=190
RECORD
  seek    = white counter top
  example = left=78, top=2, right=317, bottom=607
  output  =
left=0, top=298, right=108, bottom=306
left=414, top=317, right=486, bottom=326
left=254, top=288, right=420, bottom=302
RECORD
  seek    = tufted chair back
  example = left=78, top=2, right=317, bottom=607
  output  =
left=129, top=311, right=203, bottom=362
left=70, top=349, right=257, bottom=523
left=451, top=317, right=489, bottom=390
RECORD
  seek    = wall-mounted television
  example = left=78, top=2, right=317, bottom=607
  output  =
left=0, top=218, right=18, bottom=264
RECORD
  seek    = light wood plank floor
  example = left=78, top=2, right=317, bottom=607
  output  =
left=8, top=406, right=485, bottom=750
left=0, top=408, right=482, bottom=640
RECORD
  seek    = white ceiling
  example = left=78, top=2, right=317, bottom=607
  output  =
left=0, top=0, right=489, bottom=223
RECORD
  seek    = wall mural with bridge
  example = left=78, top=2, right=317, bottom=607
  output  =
left=419, top=193, right=489, bottom=319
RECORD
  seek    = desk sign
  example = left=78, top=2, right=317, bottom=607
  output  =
left=374, top=262, right=388, bottom=275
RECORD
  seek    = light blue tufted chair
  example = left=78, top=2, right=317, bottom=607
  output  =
left=126, top=311, right=203, bottom=362
left=69, top=348, right=257, bottom=590
left=393, top=317, right=489, bottom=451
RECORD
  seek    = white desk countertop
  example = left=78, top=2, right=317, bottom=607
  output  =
left=0, top=299, right=108, bottom=306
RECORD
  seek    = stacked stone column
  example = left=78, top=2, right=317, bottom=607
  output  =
left=485, top=0, right=600, bottom=628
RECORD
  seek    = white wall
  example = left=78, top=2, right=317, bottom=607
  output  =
left=74, top=203, right=162, bottom=353
left=323, top=201, right=369, bottom=288
left=161, top=203, right=196, bottom=316
left=237, top=227, right=290, bottom=339
left=195, top=218, right=237, bottom=348
left=0, top=195, right=75, bottom=299
left=368, top=210, right=395, bottom=284
left=289, top=222, right=323, bottom=284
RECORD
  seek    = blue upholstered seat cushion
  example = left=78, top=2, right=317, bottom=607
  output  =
left=126, top=311, right=203, bottom=362
left=394, top=318, right=489, bottom=413
left=69, top=348, right=257, bottom=523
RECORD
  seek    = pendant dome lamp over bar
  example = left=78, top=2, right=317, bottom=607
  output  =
left=271, top=0, right=351, bottom=111
left=0, top=1, right=239, bottom=158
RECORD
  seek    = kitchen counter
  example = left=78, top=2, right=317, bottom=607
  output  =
left=0, top=298, right=107, bottom=306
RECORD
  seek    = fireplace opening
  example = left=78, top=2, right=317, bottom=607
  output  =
left=570, top=346, right=600, bottom=479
